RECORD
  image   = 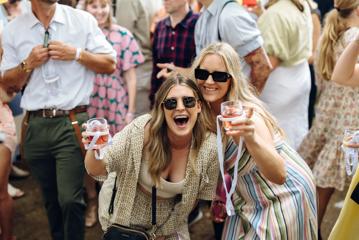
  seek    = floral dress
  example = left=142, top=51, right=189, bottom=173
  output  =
left=298, top=27, right=359, bottom=191
left=87, top=24, right=144, bottom=135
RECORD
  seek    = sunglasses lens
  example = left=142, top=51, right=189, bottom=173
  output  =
left=163, top=97, right=196, bottom=110
left=163, top=98, right=177, bottom=110
left=195, top=68, right=230, bottom=82
left=195, top=68, right=210, bottom=80
left=212, top=72, right=229, bottom=82
left=183, top=96, right=196, bottom=108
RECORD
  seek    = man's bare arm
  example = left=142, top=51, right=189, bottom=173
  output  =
left=1, top=45, right=49, bottom=93
left=1, top=65, right=31, bottom=94
left=48, top=41, right=116, bottom=74
left=244, top=47, right=272, bottom=93
left=77, top=50, right=116, bottom=74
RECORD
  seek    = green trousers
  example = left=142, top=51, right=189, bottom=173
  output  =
left=24, top=112, right=88, bottom=240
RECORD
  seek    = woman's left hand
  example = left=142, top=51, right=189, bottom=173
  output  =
left=225, top=107, right=255, bottom=144
left=226, top=117, right=255, bottom=142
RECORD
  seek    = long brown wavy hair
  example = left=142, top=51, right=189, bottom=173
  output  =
left=317, top=0, right=359, bottom=80
left=144, top=74, right=214, bottom=185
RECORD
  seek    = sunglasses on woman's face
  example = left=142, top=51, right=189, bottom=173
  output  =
left=163, top=96, right=197, bottom=110
left=195, top=68, right=231, bottom=82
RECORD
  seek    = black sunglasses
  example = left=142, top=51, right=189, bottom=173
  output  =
left=195, top=68, right=231, bottom=82
left=163, top=96, right=197, bottom=110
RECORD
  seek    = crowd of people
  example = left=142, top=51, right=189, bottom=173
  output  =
left=0, top=0, right=358, bottom=240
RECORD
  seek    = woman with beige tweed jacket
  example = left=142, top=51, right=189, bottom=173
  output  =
left=83, top=74, right=219, bottom=239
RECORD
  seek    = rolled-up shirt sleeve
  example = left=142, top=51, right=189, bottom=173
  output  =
left=1, top=26, right=20, bottom=73
left=219, top=8, right=263, bottom=58
left=85, top=13, right=116, bottom=60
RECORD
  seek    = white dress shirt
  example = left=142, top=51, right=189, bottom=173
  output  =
left=1, top=3, right=116, bottom=110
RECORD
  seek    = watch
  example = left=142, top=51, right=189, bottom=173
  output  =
left=20, top=60, right=32, bottom=73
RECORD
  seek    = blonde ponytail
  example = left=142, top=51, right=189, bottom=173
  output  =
left=317, top=10, right=347, bottom=80
left=317, top=0, right=358, bottom=80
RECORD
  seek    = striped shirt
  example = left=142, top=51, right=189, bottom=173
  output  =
left=222, top=136, right=318, bottom=239
left=150, top=10, right=198, bottom=106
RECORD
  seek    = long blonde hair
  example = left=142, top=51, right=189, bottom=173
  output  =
left=191, top=42, right=284, bottom=136
left=265, top=0, right=305, bottom=11
left=144, top=74, right=213, bottom=185
left=317, top=0, right=358, bottom=80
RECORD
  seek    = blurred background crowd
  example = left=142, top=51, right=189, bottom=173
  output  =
left=1, top=0, right=359, bottom=239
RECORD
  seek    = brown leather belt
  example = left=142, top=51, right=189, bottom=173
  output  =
left=29, top=105, right=88, bottom=118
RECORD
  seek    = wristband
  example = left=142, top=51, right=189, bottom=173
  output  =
left=75, top=48, right=82, bottom=61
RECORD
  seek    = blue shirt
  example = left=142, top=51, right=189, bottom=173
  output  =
left=195, top=0, right=263, bottom=77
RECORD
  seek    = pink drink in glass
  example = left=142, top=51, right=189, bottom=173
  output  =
left=86, top=118, right=109, bottom=149
left=221, top=101, right=244, bottom=131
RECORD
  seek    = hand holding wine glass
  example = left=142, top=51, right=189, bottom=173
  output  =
left=220, top=101, right=254, bottom=142
left=220, top=100, right=245, bottom=131
left=82, top=118, right=110, bottom=159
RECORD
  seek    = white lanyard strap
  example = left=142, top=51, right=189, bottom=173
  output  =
left=343, top=147, right=358, bottom=176
left=216, top=115, right=243, bottom=216
left=86, top=132, right=113, bottom=160
left=87, top=131, right=100, bottom=150
left=342, top=130, right=359, bottom=176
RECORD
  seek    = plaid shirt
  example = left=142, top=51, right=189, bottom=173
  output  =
left=150, top=10, right=199, bottom=106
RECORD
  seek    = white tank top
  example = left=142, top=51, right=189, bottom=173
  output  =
left=138, top=160, right=184, bottom=198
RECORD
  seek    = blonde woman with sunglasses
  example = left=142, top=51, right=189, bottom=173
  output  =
left=192, top=42, right=317, bottom=240
left=83, top=74, right=218, bottom=240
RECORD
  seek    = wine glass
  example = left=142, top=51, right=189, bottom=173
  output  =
left=85, top=118, right=110, bottom=150
left=343, top=129, right=359, bottom=148
left=342, top=128, right=359, bottom=175
left=220, top=100, right=245, bottom=131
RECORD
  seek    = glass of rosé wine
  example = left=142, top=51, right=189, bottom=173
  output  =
left=85, top=118, right=110, bottom=150
left=220, top=100, right=245, bottom=131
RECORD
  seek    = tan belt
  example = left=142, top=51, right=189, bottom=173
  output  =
left=69, top=110, right=86, bottom=157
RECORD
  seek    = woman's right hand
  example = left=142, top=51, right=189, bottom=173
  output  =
left=81, top=122, right=110, bottom=150
left=83, top=122, right=108, bottom=175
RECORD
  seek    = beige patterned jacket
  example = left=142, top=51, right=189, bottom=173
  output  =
left=97, top=114, right=219, bottom=237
